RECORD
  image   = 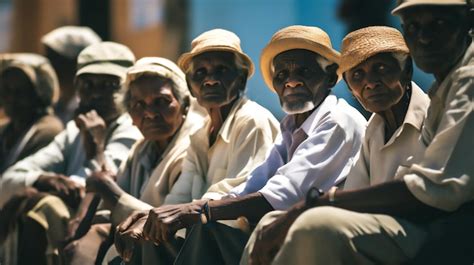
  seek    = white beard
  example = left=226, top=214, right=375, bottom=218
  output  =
left=281, top=100, right=315, bottom=114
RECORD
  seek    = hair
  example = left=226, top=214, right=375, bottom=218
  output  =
left=123, top=73, right=190, bottom=112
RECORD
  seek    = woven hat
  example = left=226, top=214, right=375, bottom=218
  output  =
left=177, top=29, right=254, bottom=77
left=392, top=0, right=467, bottom=14
left=42, top=26, right=101, bottom=59
left=338, top=26, right=409, bottom=76
left=260, top=25, right=340, bottom=92
left=126, top=57, right=189, bottom=99
left=76, top=42, right=135, bottom=81
left=1, top=53, right=60, bottom=106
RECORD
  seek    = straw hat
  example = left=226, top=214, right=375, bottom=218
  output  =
left=338, top=26, right=409, bottom=76
left=392, top=0, right=467, bottom=14
left=260, top=25, right=340, bottom=92
left=76, top=42, right=135, bottom=81
left=42, top=26, right=101, bottom=59
left=177, top=29, right=254, bottom=77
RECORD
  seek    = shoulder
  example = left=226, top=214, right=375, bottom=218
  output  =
left=234, top=98, right=279, bottom=128
left=319, top=97, right=367, bottom=136
left=34, top=115, right=64, bottom=136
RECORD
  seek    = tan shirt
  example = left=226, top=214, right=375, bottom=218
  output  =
left=402, top=39, right=474, bottom=211
left=344, top=83, right=429, bottom=190
left=111, top=101, right=206, bottom=225
left=164, top=96, right=280, bottom=204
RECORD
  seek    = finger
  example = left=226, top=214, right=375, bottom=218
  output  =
left=122, top=239, right=135, bottom=262
left=114, top=230, right=125, bottom=258
left=118, top=212, right=145, bottom=232
left=142, top=211, right=155, bottom=241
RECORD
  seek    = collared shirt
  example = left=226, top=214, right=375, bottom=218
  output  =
left=344, top=83, right=430, bottom=190
left=163, top=96, right=280, bottom=204
left=110, top=101, right=206, bottom=225
left=0, top=113, right=142, bottom=207
left=402, top=38, right=474, bottom=211
left=231, top=95, right=367, bottom=210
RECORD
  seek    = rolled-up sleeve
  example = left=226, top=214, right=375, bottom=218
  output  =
left=403, top=71, right=473, bottom=211
left=259, top=116, right=363, bottom=210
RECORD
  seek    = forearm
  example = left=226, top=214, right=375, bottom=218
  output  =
left=208, top=192, right=274, bottom=223
left=312, top=179, right=448, bottom=222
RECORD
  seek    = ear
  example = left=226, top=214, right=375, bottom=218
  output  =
left=325, top=63, right=339, bottom=88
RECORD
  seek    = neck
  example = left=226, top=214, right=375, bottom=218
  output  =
left=293, top=110, right=312, bottom=129
left=380, top=89, right=411, bottom=141
left=207, top=97, right=239, bottom=145
left=434, top=38, right=471, bottom=83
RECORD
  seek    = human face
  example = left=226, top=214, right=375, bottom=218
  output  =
left=272, top=49, right=329, bottom=114
left=345, top=53, right=407, bottom=113
left=128, top=76, right=184, bottom=143
left=400, top=6, right=470, bottom=77
left=0, top=68, right=41, bottom=121
left=75, top=74, right=122, bottom=122
left=187, top=51, right=244, bottom=109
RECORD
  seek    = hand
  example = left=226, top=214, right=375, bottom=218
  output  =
left=0, top=188, right=45, bottom=244
left=115, top=210, right=149, bottom=262
left=249, top=207, right=303, bottom=265
left=142, top=201, right=204, bottom=245
left=85, top=170, right=121, bottom=210
left=33, top=174, right=85, bottom=208
left=75, top=110, right=107, bottom=160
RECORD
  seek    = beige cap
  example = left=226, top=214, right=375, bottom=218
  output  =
left=1, top=53, right=60, bottom=106
left=177, top=29, right=254, bottom=77
left=260, top=25, right=340, bottom=92
left=42, top=26, right=102, bottom=59
left=338, top=26, right=409, bottom=76
left=126, top=57, right=189, bottom=99
left=76, top=42, right=135, bottom=81
left=392, top=0, right=467, bottom=14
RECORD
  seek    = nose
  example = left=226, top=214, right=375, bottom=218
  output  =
left=285, top=80, right=304, bottom=89
left=365, top=73, right=381, bottom=90
left=142, top=105, right=160, bottom=119
left=203, top=79, right=221, bottom=87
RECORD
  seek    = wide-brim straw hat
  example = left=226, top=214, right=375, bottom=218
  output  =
left=260, top=25, right=341, bottom=92
left=392, top=0, right=467, bottom=14
left=178, top=29, right=254, bottom=78
left=338, top=26, right=409, bottom=77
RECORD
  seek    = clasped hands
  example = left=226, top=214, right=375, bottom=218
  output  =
left=114, top=200, right=206, bottom=262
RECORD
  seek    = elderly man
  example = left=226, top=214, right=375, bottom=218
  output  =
left=114, top=28, right=280, bottom=264
left=245, top=1, right=473, bottom=264
left=42, top=26, right=102, bottom=125
left=0, top=42, right=142, bottom=265
left=117, top=25, right=367, bottom=265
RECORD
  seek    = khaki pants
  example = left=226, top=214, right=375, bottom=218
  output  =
left=241, top=207, right=427, bottom=265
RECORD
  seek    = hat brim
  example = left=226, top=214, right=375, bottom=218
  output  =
left=392, top=1, right=466, bottom=14
left=178, top=46, right=255, bottom=78
left=76, top=62, right=129, bottom=80
left=260, top=38, right=341, bottom=92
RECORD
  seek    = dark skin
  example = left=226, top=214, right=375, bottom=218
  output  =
left=116, top=49, right=338, bottom=255
left=345, top=53, right=412, bottom=141
left=115, top=51, right=248, bottom=262
left=33, top=74, right=123, bottom=209
left=249, top=7, right=472, bottom=265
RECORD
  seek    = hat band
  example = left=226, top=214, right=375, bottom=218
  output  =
left=77, top=59, right=134, bottom=71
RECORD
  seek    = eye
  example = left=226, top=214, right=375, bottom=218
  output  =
left=274, top=70, right=288, bottom=81
left=154, top=97, right=171, bottom=106
left=403, top=22, right=418, bottom=35
left=376, top=63, right=387, bottom=74
left=351, top=70, right=364, bottom=82
left=299, top=67, right=311, bottom=78
left=216, top=65, right=229, bottom=74
left=131, top=100, right=145, bottom=111
left=436, top=19, right=445, bottom=27
left=193, top=68, right=206, bottom=80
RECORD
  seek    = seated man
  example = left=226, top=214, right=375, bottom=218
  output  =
left=114, top=28, right=281, bottom=264
left=0, top=54, right=63, bottom=174
left=0, top=42, right=142, bottom=265
left=245, top=1, right=473, bottom=264
left=116, top=25, right=367, bottom=264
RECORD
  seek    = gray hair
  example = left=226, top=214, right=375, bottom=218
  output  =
left=391, top=52, right=409, bottom=70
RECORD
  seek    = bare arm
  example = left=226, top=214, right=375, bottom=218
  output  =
left=208, top=192, right=274, bottom=223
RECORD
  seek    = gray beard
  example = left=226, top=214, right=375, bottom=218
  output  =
left=281, top=101, right=315, bottom=114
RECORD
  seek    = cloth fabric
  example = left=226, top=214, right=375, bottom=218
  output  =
left=231, top=95, right=367, bottom=210
left=164, top=96, right=279, bottom=204
left=400, top=38, right=474, bottom=211
left=344, top=83, right=429, bottom=189
left=0, top=114, right=63, bottom=174
left=110, top=100, right=206, bottom=225
left=260, top=25, right=340, bottom=92
left=241, top=207, right=427, bottom=265
left=41, top=26, right=101, bottom=59
left=0, top=113, right=142, bottom=207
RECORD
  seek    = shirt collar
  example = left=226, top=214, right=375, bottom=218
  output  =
left=281, top=94, right=337, bottom=134
left=216, top=96, right=248, bottom=143
left=402, top=82, right=430, bottom=131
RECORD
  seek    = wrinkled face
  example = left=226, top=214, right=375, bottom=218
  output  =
left=187, top=51, right=245, bottom=109
left=128, top=76, right=184, bottom=143
left=400, top=6, right=470, bottom=75
left=0, top=68, right=41, bottom=121
left=345, top=53, right=408, bottom=113
left=272, top=49, right=330, bottom=114
left=75, top=74, right=122, bottom=122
